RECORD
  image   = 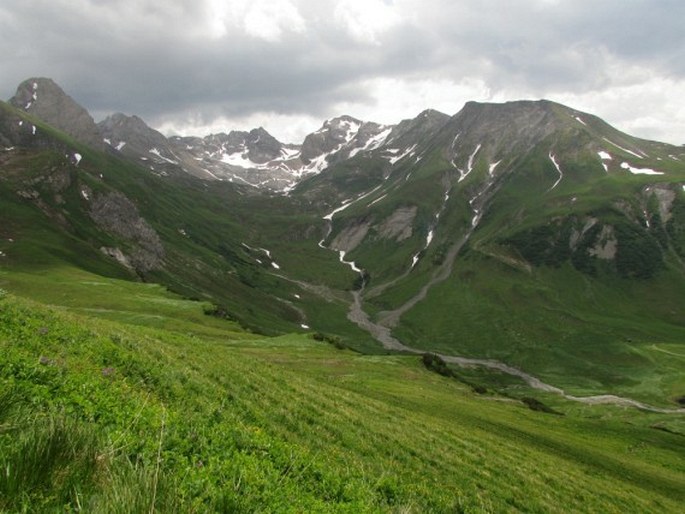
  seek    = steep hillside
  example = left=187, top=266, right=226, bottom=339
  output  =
left=0, top=285, right=683, bottom=512
left=0, top=99, right=354, bottom=340
left=2, top=77, right=685, bottom=511
left=296, top=100, right=685, bottom=405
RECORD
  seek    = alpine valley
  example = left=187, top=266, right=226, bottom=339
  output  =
left=1, top=78, right=684, bottom=512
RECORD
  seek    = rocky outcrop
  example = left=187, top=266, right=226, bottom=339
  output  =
left=88, top=192, right=164, bottom=272
left=330, top=221, right=371, bottom=253
left=588, top=225, right=617, bottom=260
left=99, top=246, right=133, bottom=270
left=9, top=78, right=103, bottom=149
left=646, top=185, right=677, bottom=222
left=377, top=206, right=417, bottom=241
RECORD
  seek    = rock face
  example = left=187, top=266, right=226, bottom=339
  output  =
left=9, top=78, right=103, bottom=149
left=387, top=109, right=451, bottom=148
left=99, top=113, right=171, bottom=158
left=330, top=221, right=371, bottom=252
left=377, top=207, right=417, bottom=241
left=88, top=191, right=165, bottom=273
left=301, top=116, right=363, bottom=162
left=238, top=127, right=283, bottom=163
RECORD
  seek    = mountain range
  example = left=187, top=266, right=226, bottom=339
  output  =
left=2, top=76, right=685, bottom=403
left=2, top=76, right=685, bottom=510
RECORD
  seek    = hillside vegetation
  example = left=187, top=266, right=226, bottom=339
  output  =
left=1, top=276, right=684, bottom=512
left=2, top=86, right=685, bottom=512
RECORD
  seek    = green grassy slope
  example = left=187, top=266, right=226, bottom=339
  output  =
left=316, top=111, right=685, bottom=405
left=1, top=281, right=684, bottom=512
left=0, top=100, right=357, bottom=338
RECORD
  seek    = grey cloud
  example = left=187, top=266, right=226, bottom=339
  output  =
left=417, top=0, right=685, bottom=90
left=1, top=0, right=683, bottom=140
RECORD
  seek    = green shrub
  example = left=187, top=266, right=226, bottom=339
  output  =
left=614, top=222, right=663, bottom=278
left=421, top=353, right=453, bottom=377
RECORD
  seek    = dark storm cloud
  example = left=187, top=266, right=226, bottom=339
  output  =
left=1, top=0, right=683, bottom=141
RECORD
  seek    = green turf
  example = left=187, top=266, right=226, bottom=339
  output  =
left=1, top=287, right=683, bottom=512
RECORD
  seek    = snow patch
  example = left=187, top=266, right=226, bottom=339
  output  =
left=348, top=126, right=392, bottom=158
left=425, top=229, right=434, bottom=247
left=299, top=153, right=329, bottom=176
left=200, top=167, right=221, bottom=180
left=323, top=198, right=353, bottom=221
left=73, top=153, right=82, bottom=166
left=411, top=254, right=420, bottom=268
left=458, top=144, right=481, bottom=182
left=548, top=152, right=563, bottom=190
left=280, top=146, right=300, bottom=159
left=80, top=189, right=89, bottom=201
left=116, top=141, right=126, bottom=151
left=603, top=138, right=643, bottom=159
left=25, top=102, right=32, bottom=109
left=338, top=250, right=362, bottom=274
left=368, top=193, right=387, bottom=207
left=31, top=125, right=36, bottom=135
left=488, top=160, right=501, bottom=175
left=598, top=151, right=611, bottom=172
left=293, top=294, right=301, bottom=299
left=323, top=185, right=383, bottom=221
left=271, top=262, right=281, bottom=270
left=300, top=324, right=310, bottom=329
left=574, top=116, right=587, bottom=126
left=451, top=133, right=460, bottom=149
left=221, top=151, right=259, bottom=169
left=620, top=162, right=663, bottom=175
left=149, top=148, right=177, bottom=164
left=388, top=144, right=418, bottom=165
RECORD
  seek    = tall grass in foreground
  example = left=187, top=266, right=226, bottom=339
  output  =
left=0, top=388, right=179, bottom=513
left=0, top=293, right=683, bottom=512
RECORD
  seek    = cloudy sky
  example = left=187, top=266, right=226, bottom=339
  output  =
left=1, top=0, right=684, bottom=144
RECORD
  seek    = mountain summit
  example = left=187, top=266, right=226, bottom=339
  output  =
left=9, top=77, right=103, bottom=149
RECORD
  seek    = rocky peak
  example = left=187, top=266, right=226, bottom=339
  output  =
left=301, top=115, right=363, bottom=162
left=384, top=109, right=450, bottom=148
left=449, top=100, right=564, bottom=151
left=9, top=77, right=103, bottom=149
left=98, top=113, right=170, bottom=155
left=244, top=127, right=282, bottom=163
